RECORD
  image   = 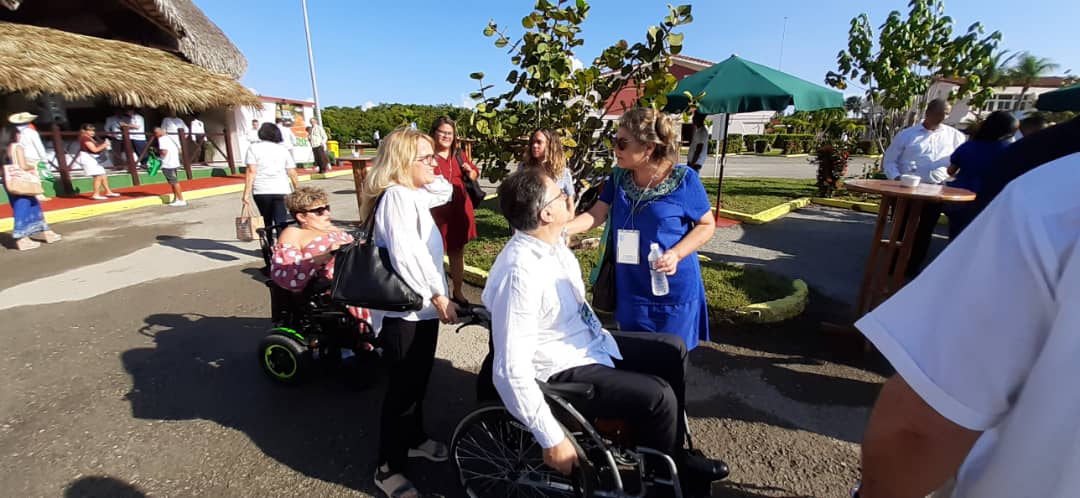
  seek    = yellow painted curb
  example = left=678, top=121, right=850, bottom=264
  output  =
left=0, top=169, right=356, bottom=232
left=715, top=197, right=813, bottom=225
left=443, top=255, right=490, bottom=288
left=810, top=197, right=949, bottom=225
left=810, top=197, right=879, bottom=213
left=734, top=279, right=809, bottom=323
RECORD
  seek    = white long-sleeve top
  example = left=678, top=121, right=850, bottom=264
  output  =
left=882, top=123, right=966, bottom=183
left=481, top=231, right=622, bottom=448
left=16, top=124, right=47, bottom=163
left=369, top=177, right=453, bottom=330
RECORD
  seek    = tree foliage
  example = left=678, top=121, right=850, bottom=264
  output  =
left=465, top=0, right=693, bottom=183
left=825, top=0, right=1001, bottom=141
left=322, top=104, right=472, bottom=143
left=1008, top=52, right=1060, bottom=110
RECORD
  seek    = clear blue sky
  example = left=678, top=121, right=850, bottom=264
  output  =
left=195, top=0, right=1079, bottom=108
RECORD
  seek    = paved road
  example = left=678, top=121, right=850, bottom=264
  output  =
left=1, top=177, right=885, bottom=497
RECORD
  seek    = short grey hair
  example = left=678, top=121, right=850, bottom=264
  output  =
left=926, top=98, right=949, bottom=113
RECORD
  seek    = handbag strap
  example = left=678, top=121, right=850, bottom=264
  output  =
left=589, top=167, right=624, bottom=285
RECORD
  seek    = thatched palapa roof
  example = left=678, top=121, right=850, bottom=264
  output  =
left=0, top=22, right=259, bottom=112
left=117, top=0, right=247, bottom=78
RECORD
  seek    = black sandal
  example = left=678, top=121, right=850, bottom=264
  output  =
left=374, top=466, right=419, bottom=498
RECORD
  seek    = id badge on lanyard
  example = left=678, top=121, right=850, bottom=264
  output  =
left=616, top=229, right=640, bottom=265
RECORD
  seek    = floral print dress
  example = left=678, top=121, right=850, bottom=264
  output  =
left=270, top=230, right=371, bottom=325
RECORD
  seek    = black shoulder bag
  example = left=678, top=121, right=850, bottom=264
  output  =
left=330, top=193, right=423, bottom=312
left=458, top=152, right=486, bottom=208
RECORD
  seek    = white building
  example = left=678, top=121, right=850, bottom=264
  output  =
left=927, top=76, right=1069, bottom=128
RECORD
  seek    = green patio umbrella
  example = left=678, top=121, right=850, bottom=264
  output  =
left=664, top=55, right=844, bottom=213
left=1035, top=82, right=1080, bottom=112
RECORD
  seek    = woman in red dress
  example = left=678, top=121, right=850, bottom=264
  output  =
left=428, top=116, right=478, bottom=304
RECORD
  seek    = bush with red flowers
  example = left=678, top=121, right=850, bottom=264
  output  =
left=810, top=143, right=849, bottom=197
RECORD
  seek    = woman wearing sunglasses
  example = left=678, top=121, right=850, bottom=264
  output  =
left=566, top=108, right=716, bottom=350
left=359, top=128, right=457, bottom=498
left=519, top=128, right=575, bottom=199
left=271, top=187, right=352, bottom=290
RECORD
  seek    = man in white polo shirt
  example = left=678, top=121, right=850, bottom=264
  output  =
left=153, top=127, right=186, bottom=207
left=853, top=152, right=1080, bottom=498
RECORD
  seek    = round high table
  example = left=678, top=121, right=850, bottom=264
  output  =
left=845, top=179, right=976, bottom=317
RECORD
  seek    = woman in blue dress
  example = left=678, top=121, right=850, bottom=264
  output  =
left=3, top=125, right=61, bottom=251
left=567, top=108, right=717, bottom=350
left=944, top=110, right=1017, bottom=238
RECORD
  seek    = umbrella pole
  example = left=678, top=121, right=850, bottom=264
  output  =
left=715, top=113, right=730, bottom=222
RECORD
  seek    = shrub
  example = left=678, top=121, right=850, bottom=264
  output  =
left=810, top=142, right=849, bottom=197
left=753, top=139, right=770, bottom=154
left=743, top=134, right=775, bottom=150
left=772, top=134, right=814, bottom=153
left=721, top=133, right=743, bottom=154
left=856, top=140, right=880, bottom=155
left=782, top=140, right=804, bottom=155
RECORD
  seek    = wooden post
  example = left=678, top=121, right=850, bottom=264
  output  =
left=178, top=129, right=193, bottom=180
left=223, top=126, right=237, bottom=175
left=121, top=127, right=140, bottom=186
left=49, top=123, right=74, bottom=195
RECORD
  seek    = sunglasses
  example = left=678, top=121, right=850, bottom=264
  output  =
left=614, top=136, right=637, bottom=151
left=297, top=205, right=330, bottom=215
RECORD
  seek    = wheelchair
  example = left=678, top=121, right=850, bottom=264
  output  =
left=255, top=221, right=378, bottom=385
left=450, top=305, right=725, bottom=498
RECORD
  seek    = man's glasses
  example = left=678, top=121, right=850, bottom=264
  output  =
left=542, top=184, right=574, bottom=209
left=298, top=205, right=330, bottom=215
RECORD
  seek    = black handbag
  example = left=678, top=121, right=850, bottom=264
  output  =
left=590, top=225, right=617, bottom=313
left=330, top=193, right=423, bottom=312
left=458, top=153, right=486, bottom=208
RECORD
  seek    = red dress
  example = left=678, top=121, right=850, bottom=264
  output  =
left=430, top=153, right=478, bottom=252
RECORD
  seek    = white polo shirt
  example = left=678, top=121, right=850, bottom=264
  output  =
left=856, top=152, right=1080, bottom=498
left=158, top=134, right=181, bottom=169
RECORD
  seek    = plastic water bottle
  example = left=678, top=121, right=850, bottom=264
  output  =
left=648, top=243, right=669, bottom=296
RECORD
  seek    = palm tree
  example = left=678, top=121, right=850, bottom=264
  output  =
left=844, top=95, right=864, bottom=117
left=982, top=50, right=1016, bottom=88
left=1010, top=53, right=1060, bottom=111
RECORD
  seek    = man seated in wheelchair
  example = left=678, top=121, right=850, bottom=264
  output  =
left=268, top=186, right=373, bottom=339
left=481, top=169, right=728, bottom=489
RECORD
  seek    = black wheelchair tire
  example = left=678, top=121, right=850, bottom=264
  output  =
left=451, top=404, right=594, bottom=498
left=257, top=333, right=310, bottom=384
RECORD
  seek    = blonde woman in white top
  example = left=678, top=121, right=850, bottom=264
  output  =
left=359, top=128, right=456, bottom=498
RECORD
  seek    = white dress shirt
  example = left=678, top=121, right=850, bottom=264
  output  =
left=309, top=124, right=327, bottom=148
left=481, top=231, right=623, bottom=448
left=370, top=178, right=453, bottom=330
left=856, top=152, right=1080, bottom=498
left=125, top=114, right=146, bottom=141
left=161, top=116, right=187, bottom=135
left=104, top=116, right=123, bottom=140
left=688, top=126, right=710, bottom=167
left=189, top=119, right=205, bottom=135
left=882, top=123, right=966, bottom=183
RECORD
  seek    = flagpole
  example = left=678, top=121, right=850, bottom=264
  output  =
left=301, top=0, right=322, bottom=124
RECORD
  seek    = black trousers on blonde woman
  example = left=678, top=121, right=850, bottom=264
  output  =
left=378, top=317, right=439, bottom=473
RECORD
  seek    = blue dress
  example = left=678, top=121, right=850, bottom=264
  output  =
left=3, top=186, right=48, bottom=239
left=945, top=140, right=1009, bottom=237
left=598, top=165, right=712, bottom=350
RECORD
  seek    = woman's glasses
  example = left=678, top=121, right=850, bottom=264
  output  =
left=298, top=205, right=330, bottom=215
left=614, top=136, right=636, bottom=151
left=414, top=154, right=437, bottom=164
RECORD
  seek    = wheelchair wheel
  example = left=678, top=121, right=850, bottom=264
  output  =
left=258, top=333, right=310, bottom=384
left=451, top=404, right=593, bottom=498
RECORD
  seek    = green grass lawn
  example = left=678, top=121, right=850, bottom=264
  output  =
left=463, top=196, right=794, bottom=321
left=701, top=177, right=816, bottom=214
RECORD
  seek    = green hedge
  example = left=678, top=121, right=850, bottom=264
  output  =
left=743, top=134, right=776, bottom=150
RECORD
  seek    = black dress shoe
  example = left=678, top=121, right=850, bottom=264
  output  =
left=682, top=449, right=729, bottom=481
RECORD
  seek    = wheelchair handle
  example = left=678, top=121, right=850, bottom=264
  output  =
left=454, top=304, right=491, bottom=333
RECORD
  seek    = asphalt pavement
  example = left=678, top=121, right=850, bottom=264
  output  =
left=0, top=174, right=890, bottom=497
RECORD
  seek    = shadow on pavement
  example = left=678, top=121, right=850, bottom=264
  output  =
left=155, top=235, right=261, bottom=262
left=121, top=312, right=480, bottom=497
left=65, top=476, right=147, bottom=498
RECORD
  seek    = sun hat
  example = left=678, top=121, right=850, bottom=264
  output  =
left=8, top=112, right=38, bottom=124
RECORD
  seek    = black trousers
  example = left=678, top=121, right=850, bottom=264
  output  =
left=378, top=317, right=439, bottom=472
left=312, top=145, right=329, bottom=173
left=893, top=201, right=942, bottom=279
left=252, top=194, right=289, bottom=230
left=479, top=331, right=687, bottom=455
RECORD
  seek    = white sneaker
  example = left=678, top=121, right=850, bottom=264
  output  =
left=90, top=195, right=107, bottom=200
left=168, top=200, right=187, bottom=207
